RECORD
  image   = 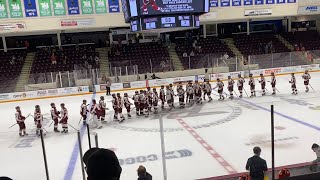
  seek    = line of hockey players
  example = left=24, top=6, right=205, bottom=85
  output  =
left=13, top=70, right=312, bottom=136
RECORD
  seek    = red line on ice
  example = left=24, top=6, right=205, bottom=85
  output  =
left=175, top=117, right=237, bottom=174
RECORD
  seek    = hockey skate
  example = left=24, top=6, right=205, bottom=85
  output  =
left=97, top=125, right=103, bottom=129
left=23, top=131, right=28, bottom=136
left=239, top=95, right=243, bottom=98
left=229, top=96, right=233, bottom=100
left=250, top=94, right=254, bottom=98
left=128, top=114, right=132, bottom=118
left=208, top=97, right=213, bottom=102
left=54, top=128, right=60, bottom=133
left=19, top=132, right=23, bottom=137
left=306, top=88, right=309, bottom=92
left=272, top=92, right=276, bottom=95
left=119, top=116, right=126, bottom=122
left=113, top=116, right=119, bottom=121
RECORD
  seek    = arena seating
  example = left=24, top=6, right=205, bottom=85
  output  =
left=175, top=36, right=234, bottom=69
left=31, top=44, right=98, bottom=74
left=108, top=42, right=170, bottom=74
left=0, top=49, right=27, bottom=93
left=234, top=33, right=290, bottom=55
left=281, top=30, right=320, bottom=50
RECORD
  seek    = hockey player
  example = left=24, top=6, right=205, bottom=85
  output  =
left=194, top=82, right=202, bottom=104
left=169, top=84, right=175, bottom=107
left=146, top=87, right=153, bottom=112
left=15, top=106, right=27, bottom=136
left=227, top=76, right=235, bottom=99
left=34, top=105, right=41, bottom=125
left=90, top=99, right=102, bottom=129
left=186, top=82, right=194, bottom=104
left=117, top=93, right=126, bottom=121
left=166, top=86, right=173, bottom=110
left=111, top=94, right=119, bottom=120
left=51, top=103, right=61, bottom=132
left=152, top=88, right=159, bottom=114
left=139, top=91, right=147, bottom=116
left=289, top=73, right=298, bottom=95
left=177, top=85, right=185, bottom=108
left=142, top=0, right=161, bottom=14
left=249, top=74, right=256, bottom=97
left=123, top=93, right=132, bottom=118
left=133, top=91, right=140, bottom=116
left=159, top=85, right=166, bottom=109
left=237, top=74, right=245, bottom=98
left=35, top=106, right=45, bottom=136
left=80, top=100, right=89, bottom=125
left=270, top=72, right=277, bottom=95
left=204, top=80, right=212, bottom=102
left=302, top=70, right=311, bottom=92
left=258, top=74, right=266, bottom=96
left=99, top=96, right=107, bottom=123
left=213, top=79, right=225, bottom=101
left=202, top=83, right=207, bottom=101
left=59, top=103, right=69, bottom=133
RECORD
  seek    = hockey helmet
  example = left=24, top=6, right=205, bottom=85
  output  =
left=92, top=99, right=96, bottom=103
left=153, top=88, right=157, bottom=91
left=147, top=87, right=150, bottom=90
left=135, top=91, right=139, bottom=94
left=217, top=78, right=220, bottom=81
left=35, top=105, right=40, bottom=109
left=117, top=93, right=121, bottom=97
left=260, top=73, right=263, bottom=76
left=271, top=72, right=275, bottom=75
left=15, top=106, right=20, bottom=110
left=50, top=103, right=55, bottom=107
left=195, top=80, right=198, bottom=83
left=60, top=103, right=65, bottom=107
left=249, top=73, right=253, bottom=77
left=161, top=85, right=164, bottom=88
left=100, top=96, right=104, bottom=100
left=124, top=93, right=128, bottom=97
left=228, top=75, right=231, bottom=79
left=111, top=93, right=116, bottom=97
left=83, top=99, right=87, bottom=103
left=140, top=90, right=143, bottom=93
left=291, top=73, right=294, bottom=76
left=169, top=84, right=173, bottom=87
left=238, top=74, right=241, bottom=78
left=305, top=70, right=308, bottom=73
left=166, top=86, right=169, bottom=89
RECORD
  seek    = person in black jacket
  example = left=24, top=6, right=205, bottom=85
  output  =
left=137, top=165, right=152, bottom=180
left=246, top=146, right=268, bottom=180
left=83, top=148, right=122, bottom=180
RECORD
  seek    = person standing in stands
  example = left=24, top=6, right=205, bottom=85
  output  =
left=137, top=165, right=152, bottom=180
left=310, top=143, right=320, bottom=172
left=246, top=146, right=268, bottom=180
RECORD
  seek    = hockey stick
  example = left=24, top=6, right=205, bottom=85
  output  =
left=309, top=83, right=316, bottom=92
left=275, top=88, right=280, bottom=93
left=49, top=121, right=54, bottom=127
left=78, top=116, right=83, bottom=125
left=8, top=123, right=17, bottom=128
left=67, top=123, right=79, bottom=131
left=243, top=88, right=249, bottom=97
left=233, top=90, right=239, bottom=97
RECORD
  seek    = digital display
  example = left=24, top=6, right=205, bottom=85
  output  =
left=130, top=20, right=140, bottom=32
left=140, top=0, right=209, bottom=16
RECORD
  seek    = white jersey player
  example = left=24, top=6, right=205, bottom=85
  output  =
left=248, top=74, right=256, bottom=97
left=302, top=70, right=311, bottom=92
left=116, top=93, right=125, bottom=121
left=237, top=74, right=245, bottom=98
left=80, top=100, right=89, bottom=125
left=177, top=85, right=185, bottom=108
left=186, top=82, right=194, bottom=103
left=90, top=99, right=102, bottom=129
left=166, top=86, right=174, bottom=110
left=99, top=96, right=107, bottom=122
left=204, top=81, right=212, bottom=102
left=60, top=103, right=69, bottom=133
left=270, top=72, right=277, bottom=95
left=152, top=88, right=159, bottom=114
left=258, top=74, right=266, bottom=96
left=213, top=79, right=224, bottom=101
left=123, top=93, right=132, bottom=118
left=227, top=76, right=235, bottom=99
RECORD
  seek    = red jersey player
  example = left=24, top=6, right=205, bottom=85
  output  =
left=80, top=100, right=89, bottom=125
left=34, top=105, right=41, bottom=125
left=51, top=103, right=61, bottom=132
left=59, top=103, right=69, bottom=133
left=111, top=94, right=119, bottom=120
left=90, top=99, right=102, bottom=129
left=15, top=106, right=27, bottom=137
left=142, top=0, right=161, bottom=15
left=133, top=91, right=140, bottom=116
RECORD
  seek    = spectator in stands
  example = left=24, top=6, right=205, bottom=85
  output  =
left=10, top=55, right=16, bottom=65
left=198, top=45, right=202, bottom=53
left=51, top=52, right=57, bottom=64
left=115, top=50, right=120, bottom=56
left=24, top=40, right=29, bottom=49
left=310, top=143, right=320, bottom=172
left=83, top=148, right=122, bottom=180
left=95, top=55, right=100, bottom=66
left=183, top=52, right=188, bottom=57
left=137, top=165, right=152, bottom=180
left=160, top=61, right=167, bottom=72
left=151, top=73, right=160, bottom=79
left=300, top=43, right=305, bottom=52
left=118, top=38, right=122, bottom=47
left=63, top=55, right=67, bottom=65
left=192, top=40, right=197, bottom=49
left=190, top=51, right=195, bottom=57
left=246, top=146, right=268, bottom=180
left=258, top=43, right=263, bottom=53
left=128, top=39, right=133, bottom=45
left=75, top=44, right=79, bottom=52
left=223, top=53, right=229, bottom=60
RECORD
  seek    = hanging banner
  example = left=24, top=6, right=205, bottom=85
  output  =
left=60, top=18, right=95, bottom=27
left=220, top=0, right=230, bottom=7
left=277, top=0, right=285, bottom=3
left=244, top=9, right=272, bottom=16
left=232, top=0, right=241, bottom=6
left=8, top=0, right=23, bottom=18
left=67, top=0, right=80, bottom=14
left=53, top=0, right=66, bottom=15
left=95, top=0, right=107, bottom=13
left=38, top=0, right=52, bottom=16
left=81, top=0, right=93, bottom=14
left=24, top=0, right=38, bottom=17
left=209, top=0, right=218, bottom=7
left=108, top=0, right=119, bottom=12
left=287, top=0, right=295, bottom=3
left=244, top=0, right=253, bottom=5
left=255, top=0, right=264, bottom=5
left=266, top=0, right=275, bottom=4
left=0, top=0, right=8, bottom=18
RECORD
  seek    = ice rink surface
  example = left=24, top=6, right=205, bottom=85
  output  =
left=1, top=72, right=320, bottom=180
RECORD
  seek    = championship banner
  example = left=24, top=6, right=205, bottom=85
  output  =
left=81, top=0, right=93, bottom=14
left=277, top=0, right=285, bottom=3
left=232, top=0, right=241, bottom=6
left=38, top=0, right=52, bottom=16
left=0, top=0, right=8, bottom=18
left=94, top=0, right=107, bottom=13
left=220, top=0, right=230, bottom=7
left=255, top=0, right=264, bottom=5
left=108, top=0, right=119, bottom=13
left=53, top=0, right=66, bottom=15
left=266, top=0, right=275, bottom=4
left=209, top=0, right=218, bottom=7
left=244, top=0, right=253, bottom=5
left=24, top=0, right=38, bottom=17
left=8, top=0, right=23, bottom=18
left=67, top=0, right=80, bottom=15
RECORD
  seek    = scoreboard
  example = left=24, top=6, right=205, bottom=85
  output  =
left=130, top=15, right=200, bottom=32
left=122, top=0, right=208, bottom=31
